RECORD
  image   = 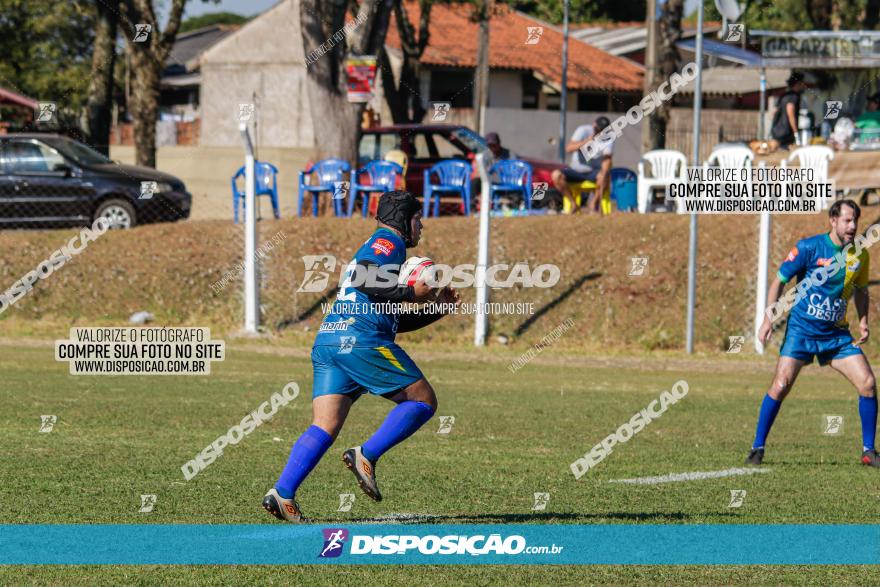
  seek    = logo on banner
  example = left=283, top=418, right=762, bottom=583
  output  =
left=319, top=528, right=349, bottom=558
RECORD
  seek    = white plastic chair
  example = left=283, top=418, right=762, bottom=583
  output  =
left=637, top=149, right=688, bottom=213
left=702, top=145, right=754, bottom=205
left=784, top=146, right=834, bottom=209
left=705, top=145, right=754, bottom=171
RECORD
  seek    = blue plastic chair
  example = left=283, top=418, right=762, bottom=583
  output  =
left=489, top=160, right=533, bottom=212
left=610, top=167, right=637, bottom=212
left=297, top=158, right=350, bottom=217
left=348, top=160, right=404, bottom=217
left=231, top=161, right=280, bottom=224
left=423, top=160, right=472, bottom=217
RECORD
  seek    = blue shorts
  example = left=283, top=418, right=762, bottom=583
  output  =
left=780, top=332, right=863, bottom=366
left=311, top=343, right=424, bottom=399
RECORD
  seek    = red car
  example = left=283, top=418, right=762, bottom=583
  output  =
left=358, top=124, right=563, bottom=212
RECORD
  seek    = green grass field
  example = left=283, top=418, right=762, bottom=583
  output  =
left=2, top=338, right=880, bottom=585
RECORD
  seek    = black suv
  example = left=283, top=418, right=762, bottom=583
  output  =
left=0, top=134, right=191, bottom=229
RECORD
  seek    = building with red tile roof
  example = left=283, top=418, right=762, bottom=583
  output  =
left=384, top=2, right=644, bottom=113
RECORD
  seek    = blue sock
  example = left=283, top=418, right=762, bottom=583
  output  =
left=361, top=401, right=435, bottom=463
left=859, top=396, right=878, bottom=452
left=752, top=394, right=783, bottom=449
left=274, top=425, right=333, bottom=499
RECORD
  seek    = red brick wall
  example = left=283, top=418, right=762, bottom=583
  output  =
left=110, top=120, right=200, bottom=146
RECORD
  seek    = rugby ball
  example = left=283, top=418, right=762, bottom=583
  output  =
left=399, top=256, right=435, bottom=286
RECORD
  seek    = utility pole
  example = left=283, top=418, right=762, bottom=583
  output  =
left=642, top=0, right=659, bottom=152
left=474, top=0, right=492, bottom=134
left=558, top=0, right=570, bottom=161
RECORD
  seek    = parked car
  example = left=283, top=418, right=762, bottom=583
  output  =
left=0, top=133, right=191, bottom=229
left=358, top=124, right=563, bottom=211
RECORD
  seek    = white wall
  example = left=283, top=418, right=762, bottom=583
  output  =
left=488, top=71, right=522, bottom=108
left=485, top=107, right=643, bottom=169
left=199, top=0, right=313, bottom=148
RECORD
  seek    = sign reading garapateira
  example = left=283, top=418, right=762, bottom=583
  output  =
left=756, top=31, right=880, bottom=67
left=55, top=327, right=225, bottom=375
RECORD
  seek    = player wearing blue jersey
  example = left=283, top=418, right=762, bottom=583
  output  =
left=262, top=191, right=460, bottom=522
left=746, top=200, right=879, bottom=467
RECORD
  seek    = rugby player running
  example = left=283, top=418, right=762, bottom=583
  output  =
left=263, top=190, right=460, bottom=522
left=746, top=199, right=879, bottom=467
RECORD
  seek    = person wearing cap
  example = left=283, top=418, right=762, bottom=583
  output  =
left=262, top=190, right=461, bottom=522
left=771, top=72, right=806, bottom=149
left=485, top=132, right=516, bottom=160
left=551, top=116, right=613, bottom=213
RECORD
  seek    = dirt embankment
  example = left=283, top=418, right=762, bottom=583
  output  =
left=1, top=213, right=876, bottom=352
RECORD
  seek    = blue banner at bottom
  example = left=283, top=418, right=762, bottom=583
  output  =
left=1, top=524, right=878, bottom=565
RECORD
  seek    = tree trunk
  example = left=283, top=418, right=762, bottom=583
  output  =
left=866, top=0, right=880, bottom=29
left=805, top=0, right=833, bottom=29
left=380, top=46, right=408, bottom=123
left=652, top=0, right=684, bottom=151
left=300, top=0, right=392, bottom=163
left=381, top=0, right=431, bottom=124
left=84, top=0, right=119, bottom=156
left=129, top=47, right=160, bottom=168
left=122, top=0, right=186, bottom=168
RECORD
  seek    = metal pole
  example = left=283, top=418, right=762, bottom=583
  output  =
left=686, top=0, right=704, bottom=354
left=239, top=122, right=259, bottom=334
left=558, top=0, right=570, bottom=162
left=755, top=210, right=771, bottom=354
left=642, top=0, right=657, bottom=153
left=474, top=152, right=492, bottom=346
left=759, top=66, right=767, bottom=140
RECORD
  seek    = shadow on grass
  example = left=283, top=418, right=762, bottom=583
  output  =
left=334, top=511, right=739, bottom=524
left=513, top=272, right=601, bottom=337
left=276, top=289, right=338, bottom=331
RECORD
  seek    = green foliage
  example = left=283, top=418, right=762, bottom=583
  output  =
left=0, top=0, right=95, bottom=113
left=501, top=0, right=647, bottom=24
left=737, top=0, right=868, bottom=31
left=740, top=0, right=812, bottom=31
left=179, top=11, right=248, bottom=33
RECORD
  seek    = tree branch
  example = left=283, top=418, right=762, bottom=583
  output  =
left=417, top=0, right=431, bottom=55
left=160, top=0, right=188, bottom=55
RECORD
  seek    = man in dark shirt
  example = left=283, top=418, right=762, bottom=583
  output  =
left=485, top=132, right=515, bottom=160
left=771, top=73, right=806, bottom=149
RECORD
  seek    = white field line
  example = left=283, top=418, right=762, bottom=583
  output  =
left=361, top=513, right=441, bottom=524
left=608, top=467, right=771, bottom=485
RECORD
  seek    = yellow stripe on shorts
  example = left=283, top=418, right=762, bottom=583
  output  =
left=375, top=346, right=407, bottom=372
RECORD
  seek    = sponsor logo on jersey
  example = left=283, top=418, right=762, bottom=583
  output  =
left=785, top=247, right=799, bottom=263
left=320, top=321, right=351, bottom=332
left=806, top=293, right=846, bottom=322
left=816, top=258, right=833, bottom=266
left=371, top=238, right=395, bottom=256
